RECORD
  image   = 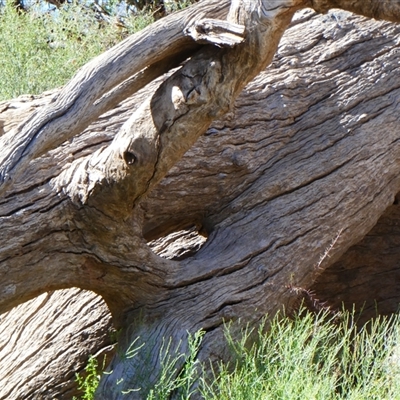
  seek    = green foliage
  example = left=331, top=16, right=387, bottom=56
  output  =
left=146, top=330, right=204, bottom=399
left=73, top=355, right=106, bottom=400
left=72, top=309, right=400, bottom=399
left=0, top=0, right=202, bottom=101
left=0, top=2, right=153, bottom=101
left=73, top=331, right=204, bottom=400
left=165, top=0, right=197, bottom=13
left=122, top=10, right=154, bottom=34
left=128, top=0, right=197, bottom=13
left=202, top=308, right=400, bottom=400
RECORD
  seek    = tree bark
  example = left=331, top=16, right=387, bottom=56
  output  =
left=0, top=289, right=113, bottom=399
left=2, top=0, right=400, bottom=398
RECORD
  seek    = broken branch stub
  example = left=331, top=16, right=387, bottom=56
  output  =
left=184, top=18, right=246, bottom=47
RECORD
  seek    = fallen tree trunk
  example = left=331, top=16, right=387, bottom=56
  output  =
left=2, top=1, right=400, bottom=398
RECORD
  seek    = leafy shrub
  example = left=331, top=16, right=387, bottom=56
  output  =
left=74, top=355, right=105, bottom=400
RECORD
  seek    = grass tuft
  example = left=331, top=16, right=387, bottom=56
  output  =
left=202, top=308, right=400, bottom=400
left=74, top=307, right=400, bottom=399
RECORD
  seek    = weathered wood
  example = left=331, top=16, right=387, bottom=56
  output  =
left=2, top=0, right=400, bottom=398
left=0, top=0, right=229, bottom=190
left=311, top=0, right=400, bottom=22
left=184, top=18, right=246, bottom=47
left=0, top=230, right=202, bottom=399
left=311, top=198, right=400, bottom=322
left=0, top=0, right=304, bottom=316
left=0, top=289, right=113, bottom=400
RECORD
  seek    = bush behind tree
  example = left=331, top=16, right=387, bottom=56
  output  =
left=0, top=1, right=154, bottom=101
left=0, top=0, right=199, bottom=101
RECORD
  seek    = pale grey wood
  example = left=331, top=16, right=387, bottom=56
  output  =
left=312, top=0, right=400, bottom=21
left=0, top=0, right=231, bottom=191
left=0, top=289, right=113, bottom=400
left=184, top=18, right=246, bottom=46
left=1, top=1, right=400, bottom=399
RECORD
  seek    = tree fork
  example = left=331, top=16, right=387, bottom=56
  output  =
left=2, top=0, right=400, bottom=399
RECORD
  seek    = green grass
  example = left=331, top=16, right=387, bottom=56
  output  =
left=164, top=0, right=198, bottom=13
left=74, top=307, right=400, bottom=399
left=0, top=2, right=153, bottom=101
left=0, top=0, right=199, bottom=101
left=203, top=309, right=400, bottom=400
left=146, top=330, right=204, bottom=399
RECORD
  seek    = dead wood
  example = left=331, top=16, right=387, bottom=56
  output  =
left=2, top=1, right=400, bottom=398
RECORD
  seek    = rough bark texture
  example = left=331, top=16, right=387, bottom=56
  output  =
left=2, top=0, right=400, bottom=398
left=311, top=199, right=400, bottom=323
left=0, top=230, right=202, bottom=399
left=0, top=289, right=113, bottom=399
